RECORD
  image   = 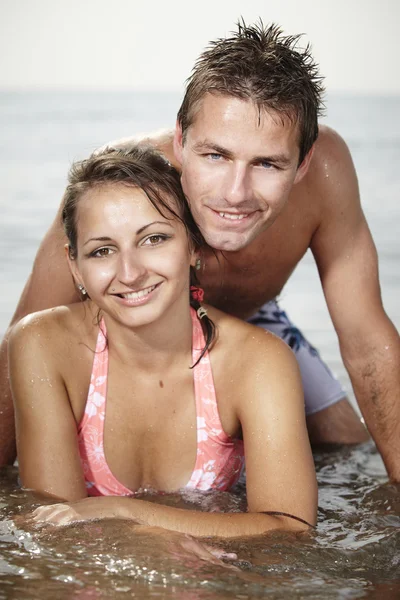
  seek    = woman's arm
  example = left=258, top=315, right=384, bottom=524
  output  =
left=9, top=312, right=87, bottom=501
left=31, top=495, right=312, bottom=536
left=238, top=329, right=318, bottom=527
left=31, top=328, right=317, bottom=536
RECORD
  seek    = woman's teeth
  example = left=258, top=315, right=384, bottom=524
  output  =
left=120, top=284, right=157, bottom=299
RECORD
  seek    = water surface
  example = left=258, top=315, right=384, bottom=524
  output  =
left=0, top=444, right=399, bottom=599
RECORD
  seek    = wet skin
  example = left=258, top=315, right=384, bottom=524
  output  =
left=170, top=95, right=397, bottom=459
left=174, top=94, right=323, bottom=318
left=1, top=95, right=399, bottom=473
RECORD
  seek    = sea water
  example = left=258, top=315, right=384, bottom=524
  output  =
left=0, top=91, right=399, bottom=599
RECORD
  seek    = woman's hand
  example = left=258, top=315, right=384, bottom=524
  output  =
left=30, top=497, right=127, bottom=526
left=26, top=501, right=239, bottom=562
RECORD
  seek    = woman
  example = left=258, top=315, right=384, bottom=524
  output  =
left=9, top=146, right=317, bottom=537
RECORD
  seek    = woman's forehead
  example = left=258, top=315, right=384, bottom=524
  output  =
left=79, top=183, right=174, bottom=217
left=76, top=183, right=182, bottom=232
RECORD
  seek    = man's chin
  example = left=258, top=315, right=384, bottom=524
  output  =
left=203, top=230, right=254, bottom=252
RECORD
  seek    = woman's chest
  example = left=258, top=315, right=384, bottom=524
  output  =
left=65, top=337, right=240, bottom=493
left=77, top=366, right=214, bottom=492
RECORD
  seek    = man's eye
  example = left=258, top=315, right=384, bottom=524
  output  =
left=259, top=161, right=273, bottom=169
left=207, top=153, right=223, bottom=161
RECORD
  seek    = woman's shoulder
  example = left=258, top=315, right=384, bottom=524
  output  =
left=209, top=305, right=297, bottom=373
left=9, top=303, right=90, bottom=352
left=207, top=306, right=303, bottom=422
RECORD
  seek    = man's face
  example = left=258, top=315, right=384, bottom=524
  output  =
left=175, top=94, right=311, bottom=252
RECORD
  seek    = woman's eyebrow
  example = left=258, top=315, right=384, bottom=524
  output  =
left=136, top=221, right=175, bottom=235
left=83, top=236, right=113, bottom=247
left=83, top=222, right=175, bottom=247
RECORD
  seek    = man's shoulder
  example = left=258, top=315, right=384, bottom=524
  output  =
left=303, top=124, right=358, bottom=217
left=317, top=123, right=344, bottom=143
left=310, top=124, right=354, bottom=180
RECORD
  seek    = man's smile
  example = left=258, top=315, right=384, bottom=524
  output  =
left=207, top=206, right=261, bottom=227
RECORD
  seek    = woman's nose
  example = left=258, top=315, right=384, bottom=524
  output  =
left=117, top=253, right=147, bottom=287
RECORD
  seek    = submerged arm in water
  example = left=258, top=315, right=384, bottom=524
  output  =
left=29, top=496, right=313, bottom=538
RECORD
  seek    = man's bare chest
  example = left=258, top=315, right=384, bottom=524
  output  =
left=199, top=203, right=317, bottom=319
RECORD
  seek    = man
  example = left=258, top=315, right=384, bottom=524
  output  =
left=1, top=22, right=399, bottom=479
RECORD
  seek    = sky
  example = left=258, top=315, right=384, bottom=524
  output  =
left=0, top=0, right=399, bottom=94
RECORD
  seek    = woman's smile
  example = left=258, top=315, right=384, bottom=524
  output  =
left=111, top=281, right=163, bottom=306
left=69, top=183, right=195, bottom=327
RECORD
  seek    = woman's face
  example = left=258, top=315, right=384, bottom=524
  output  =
left=69, top=183, right=196, bottom=328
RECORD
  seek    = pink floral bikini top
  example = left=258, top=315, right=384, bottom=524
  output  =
left=77, top=308, right=244, bottom=496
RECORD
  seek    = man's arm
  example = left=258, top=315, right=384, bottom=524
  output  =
left=0, top=207, right=79, bottom=465
left=97, top=129, right=177, bottom=166
left=310, top=126, right=400, bottom=481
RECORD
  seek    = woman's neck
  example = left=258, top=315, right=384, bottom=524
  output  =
left=93, top=300, right=194, bottom=372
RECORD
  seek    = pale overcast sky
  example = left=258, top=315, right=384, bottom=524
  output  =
left=1, top=0, right=399, bottom=94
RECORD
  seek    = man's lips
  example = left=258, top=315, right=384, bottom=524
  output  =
left=208, top=207, right=258, bottom=223
left=218, top=211, right=246, bottom=220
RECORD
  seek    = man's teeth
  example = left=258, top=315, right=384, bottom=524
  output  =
left=121, top=285, right=157, bottom=299
left=218, top=212, right=246, bottom=220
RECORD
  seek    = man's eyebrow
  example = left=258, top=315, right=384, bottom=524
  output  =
left=192, top=141, right=234, bottom=158
left=252, top=153, right=292, bottom=166
left=192, top=141, right=292, bottom=166
left=82, top=221, right=174, bottom=247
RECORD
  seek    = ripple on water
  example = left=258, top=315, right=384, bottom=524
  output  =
left=0, top=444, right=399, bottom=599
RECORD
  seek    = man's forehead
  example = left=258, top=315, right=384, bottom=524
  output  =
left=185, top=94, right=301, bottom=157
left=189, top=93, right=298, bottom=134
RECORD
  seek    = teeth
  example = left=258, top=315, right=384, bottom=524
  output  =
left=121, top=284, right=157, bottom=299
left=218, top=212, right=246, bottom=220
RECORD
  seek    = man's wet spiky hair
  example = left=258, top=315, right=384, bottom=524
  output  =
left=177, top=20, right=325, bottom=163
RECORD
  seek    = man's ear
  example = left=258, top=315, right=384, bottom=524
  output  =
left=173, top=120, right=184, bottom=167
left=294, top=145, right=315, bottom=184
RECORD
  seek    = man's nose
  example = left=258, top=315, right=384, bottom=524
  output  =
left=223, top=164, right=249, bottom=206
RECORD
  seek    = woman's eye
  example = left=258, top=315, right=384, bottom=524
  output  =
left=143, top=234, right=168, bottom=246
left=91, top=247, right=113, bottom=258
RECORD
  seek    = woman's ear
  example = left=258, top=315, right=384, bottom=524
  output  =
left=173, top=120, right=184, bottom=167
left=65, top=244, right=84, bottom=291
left=190, top=249, right=202, bottom=273
left=190, top=251, right=198, bottom=269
